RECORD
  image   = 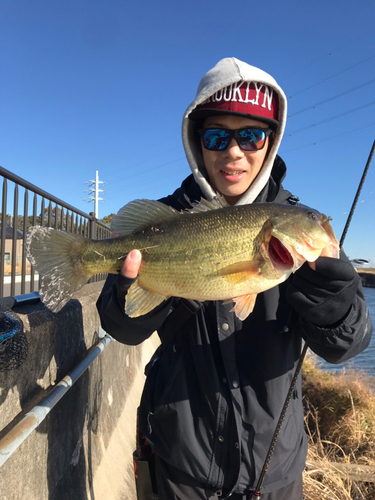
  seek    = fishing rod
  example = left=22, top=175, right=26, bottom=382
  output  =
left=250, top=137, right=375, bottom=499
left=340, top=138, right=375, bottom=247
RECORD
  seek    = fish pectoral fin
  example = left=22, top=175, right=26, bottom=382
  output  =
left=219, top=260, right=264, bottom=284
left=230, top=294, right=258, bottom=321
left=125, top=281, right=168, bottom=318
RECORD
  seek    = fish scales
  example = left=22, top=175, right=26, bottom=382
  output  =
left=131, top=205, right=261, bottom=300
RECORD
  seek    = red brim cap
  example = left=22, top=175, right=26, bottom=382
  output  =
left=189, top=81, right=279, bottom=128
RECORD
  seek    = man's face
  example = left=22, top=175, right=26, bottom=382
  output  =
left=201, top=115, right=270, bottom=205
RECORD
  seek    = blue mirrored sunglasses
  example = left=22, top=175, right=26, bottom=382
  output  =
left=198, top=127, right=272, bottom=152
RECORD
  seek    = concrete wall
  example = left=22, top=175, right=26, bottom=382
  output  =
left=0, top=281, right=159, bottom=500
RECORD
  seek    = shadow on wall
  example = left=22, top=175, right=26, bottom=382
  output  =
left=0, top=299, right=103, bottom=500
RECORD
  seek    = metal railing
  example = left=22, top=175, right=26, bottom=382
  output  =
left=0, top=165, right=112, bottom=299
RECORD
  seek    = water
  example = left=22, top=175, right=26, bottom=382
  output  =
left=317, top=287, right=375, bottom=378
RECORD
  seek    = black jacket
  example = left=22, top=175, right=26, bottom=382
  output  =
left=97, top=156, right=372, bottom=495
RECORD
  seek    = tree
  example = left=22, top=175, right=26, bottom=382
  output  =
left=100, top=213, right=116, bottom=226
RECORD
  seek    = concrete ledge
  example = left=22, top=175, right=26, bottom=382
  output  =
left=0, top=281, right=159, bottom=499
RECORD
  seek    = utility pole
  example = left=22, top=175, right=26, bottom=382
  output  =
left=84, top=170, right=105, bottom=219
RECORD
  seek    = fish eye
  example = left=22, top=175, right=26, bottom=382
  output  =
left=308, top=211, right=317, bottom=221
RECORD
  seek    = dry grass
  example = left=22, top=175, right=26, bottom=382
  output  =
left=302, top=353, right=375, bottom=499
left=3, top=261, right=32, bottom=275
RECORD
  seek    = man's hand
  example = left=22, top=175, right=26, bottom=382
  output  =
left=286, top=257, right=359, bottom=326
left=121, top=249, right=142, bottom=279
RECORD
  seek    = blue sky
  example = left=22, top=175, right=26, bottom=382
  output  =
left=1, top=0, right=375, bottom=264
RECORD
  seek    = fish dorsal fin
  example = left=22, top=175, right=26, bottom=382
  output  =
left=184, top=193, right=229, bottom=214
left=111, top=199, right=180, bottom=236
left=125, top=281, right=167, bottom=317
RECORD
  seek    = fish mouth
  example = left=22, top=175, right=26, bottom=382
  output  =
left=269, top=237, right=294, bottom=270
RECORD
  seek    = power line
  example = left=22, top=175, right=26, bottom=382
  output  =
left=124, top=146, right=182, bottom=169
left=289, top=54, right=375, bottom=98
left=286, top=100, right=375, bottom=136
left=288, top=78, right=375, bottom=117
left=282, top=122, right=375, bottom=153
left=281, top=52, right=333, bottom=80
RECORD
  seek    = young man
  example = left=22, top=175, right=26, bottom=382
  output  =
left=97, top=58, right=372, bottom=499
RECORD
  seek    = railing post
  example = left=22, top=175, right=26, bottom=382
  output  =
left=0, top=179, right=7, bottom=297
left=89, top=212, right=97, bottom=240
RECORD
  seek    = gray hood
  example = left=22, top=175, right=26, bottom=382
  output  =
left=182, top=57, right=287, bottom=205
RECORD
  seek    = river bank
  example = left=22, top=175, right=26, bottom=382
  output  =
left=302, top=286, right=375, bottom=497
left=355, top=268, right=375, bottom=288
left=302, top=354, right=375, bottom=499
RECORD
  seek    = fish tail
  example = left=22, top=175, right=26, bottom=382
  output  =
left=26, top=227, right=91, bottom=313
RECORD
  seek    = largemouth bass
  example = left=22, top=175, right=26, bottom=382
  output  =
left=26, top=197, right=339, bottom=320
